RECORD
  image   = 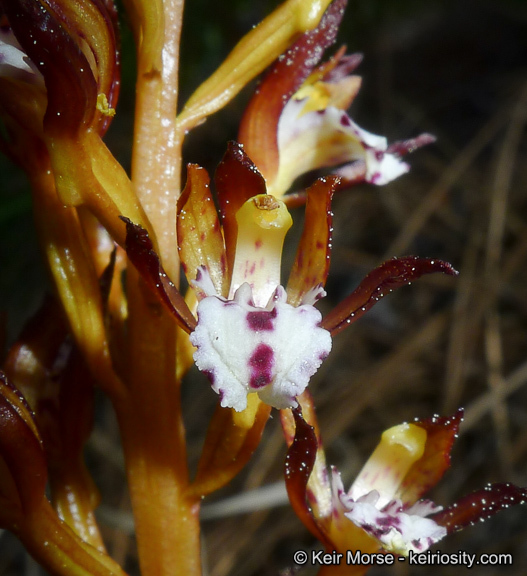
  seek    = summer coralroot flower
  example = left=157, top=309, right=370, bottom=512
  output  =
left=238, top=0, right=434, bottom=201
left=0, top=0, right=146, bottom=243
left=123, top=142, right=457, bottom=414
left=187, top=195, right=332, bottom=412
left=282, top=396, right=527, bottom=566
left=328, top=423, right=447, bottom=555
left=0, top=0, right=119, bottom=160
left=124, top=142, right=334, bottom=412
left=0, top=0, right=143, bottom=398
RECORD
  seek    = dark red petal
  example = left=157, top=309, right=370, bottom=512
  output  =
left=214, top=142, right=267, bottom=281
left=287, top=176, right=339, bottom=306
left=121, top=217, right=197, bottom=333
left=2, top=0, right=97, bottom=136
left=321, top=256, right=459, bottom=336
left=399, top=408, right=464, bottom=505
left=3, top=294, right=107, bottom=547
left=284, top=406, right=328, bottom=545
left=0, top=372, right=47, bottom=515
left=238, top=0, right=348, bottom=183
left=433, top=483, right=527, bottom=534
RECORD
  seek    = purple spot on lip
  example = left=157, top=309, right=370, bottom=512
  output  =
left=247, top=308, right=277, bottom=331
left=377, top=515, right=401, bottom=529
left=249, top=343, right=274, bottom=389
left=203, top=369, right=215, bottom=384
left=412, top=539, right=424, bottom=551
left=340, top=114, right=351, bottom=127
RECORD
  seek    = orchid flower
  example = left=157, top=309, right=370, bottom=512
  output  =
left=329, top=423, right=447, bottom=555
left=123, top=142, right=457, bottom=415
left=188, top=194, right=332, bottom=412
left=238, top=0, right=434, bottom=202
left=282, top=395, right=527, bottom=565
left=0, top=0, right=149, bottom=262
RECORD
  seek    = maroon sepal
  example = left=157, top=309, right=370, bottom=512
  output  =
left=2, top=0, right=96, bottom=136
left=433, top=483, right=527, bottom=534
left=120, top=217, right=197, bottom=333
left=0, top=371, right=47, bottom=517
left=238, top=0, right=348, bottom=182
left=321, top=256, right=459, bottom=336
left=399, top=409, right=464, bottom=504
left=214, top=142, right=267, bottom=279
left=2, top=0, right=119, bottom=137
left=284, top=406, right=329, bottom=546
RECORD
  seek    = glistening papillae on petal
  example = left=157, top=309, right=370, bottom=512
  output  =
left=286, top=176, right=339, bottom=307
left=283, top=406, right=330, bottom=546
left=121, top=217, right=197, bottom=333
left=215, top=142, right=268, bottom=283
left=433, top=483, right=527, bottom=534
left=190, top=277, right=331, bottom=411
left=322, top=257, right=459, bottom=336
left=398, top=409, right=464, bottom=505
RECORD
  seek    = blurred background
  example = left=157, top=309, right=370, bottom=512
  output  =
left=1, top=0, right=527, bottom=574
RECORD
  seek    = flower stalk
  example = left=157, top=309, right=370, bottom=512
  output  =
left=114, top=1, right=203, bottom=574
left=125, top=0, right=185, bottom=280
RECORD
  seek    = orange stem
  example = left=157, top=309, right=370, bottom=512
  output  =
left=130, top=0, right=185, bottom=282
left=117, top=0, right=201, bottom=574
left=116, top=270, right=201, bottom=576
